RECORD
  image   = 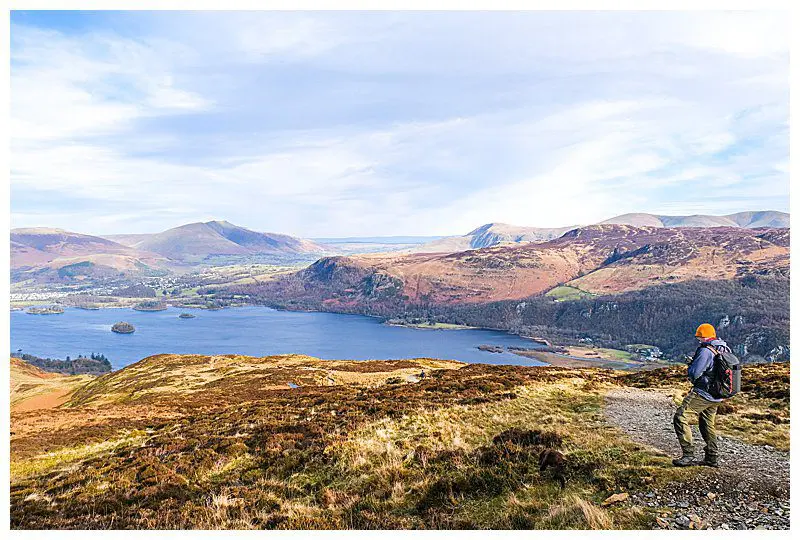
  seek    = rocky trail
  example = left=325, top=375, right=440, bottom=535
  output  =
left=604, top=387, right=790, bottom=530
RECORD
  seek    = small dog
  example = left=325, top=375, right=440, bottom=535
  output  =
left=539, top=448, right=567, bottom=488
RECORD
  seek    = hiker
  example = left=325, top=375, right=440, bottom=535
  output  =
left=672, top=323, right=738, bottom=468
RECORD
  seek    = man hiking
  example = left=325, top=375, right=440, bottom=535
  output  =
left=672, top=323, right=733, bottom=468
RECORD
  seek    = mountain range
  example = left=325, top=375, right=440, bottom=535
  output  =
left=10, top=211, right=789, bottom=282
left=234, top=224, right=789, bottom=309
left=411, top=211, right=789, bottom=253
left=600, top=210, right=789, bottom=229
left=11, top=221, right=326, bottom=281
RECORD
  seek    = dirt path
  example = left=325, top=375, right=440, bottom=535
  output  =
left=604, top=387, right=789, bottom=530
left=12, top=388, right=73, bottom=413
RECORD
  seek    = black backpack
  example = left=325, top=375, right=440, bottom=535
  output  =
left=702, top=343, right=742, bottom=399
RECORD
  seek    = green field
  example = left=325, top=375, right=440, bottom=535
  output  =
left=545, top=285, right=595, bottom=302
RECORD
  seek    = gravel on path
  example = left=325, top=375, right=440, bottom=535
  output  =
left=604, top=387, right=789, bottom=530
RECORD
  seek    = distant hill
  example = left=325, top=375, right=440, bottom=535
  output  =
left=412, top=211, right=789, bottom=253
left=412, top=223, right=577, bottom=253
left=10, top=228, right=168, bottom=281
left=12, top=227, right=134, bottom=261
left=106, top=220, right=325, bottom=263
left=601, top=210, right=789, bottom=229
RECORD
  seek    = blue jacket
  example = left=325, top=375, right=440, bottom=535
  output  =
left=687, top=338, right=727, bottom=402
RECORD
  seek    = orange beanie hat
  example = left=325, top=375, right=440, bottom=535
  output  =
left=695, top=323, right=716, bottom=339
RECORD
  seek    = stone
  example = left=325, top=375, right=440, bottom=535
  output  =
left=601, top=492, right=629, bottom=506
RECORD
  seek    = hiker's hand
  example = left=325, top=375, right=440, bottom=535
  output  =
left=682, top=354, right=693, bottom=364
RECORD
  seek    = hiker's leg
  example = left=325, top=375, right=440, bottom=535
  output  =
left=699, top=403, right=719, bottom=462
left=673, top=392, right=697, bottom=457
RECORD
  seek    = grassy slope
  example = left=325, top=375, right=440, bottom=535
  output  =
left=10, top=358, right=95, bottom=411
left=10, top=355, right=788, bottom=529
left=545, top=286, right=595, bottom=302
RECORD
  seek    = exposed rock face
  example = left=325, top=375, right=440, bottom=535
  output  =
left=111, top=322, right=135, bottom=334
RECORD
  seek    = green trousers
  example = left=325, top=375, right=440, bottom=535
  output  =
left=673, top=389, right=719, bottom=459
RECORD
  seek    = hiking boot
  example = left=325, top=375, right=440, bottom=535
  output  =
left=697, top=456, right=719, bottom=468
left=672, top=454, right=695, bottom=467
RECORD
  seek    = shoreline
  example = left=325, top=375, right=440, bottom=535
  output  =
left=383, top=321, right=479, bottom=331
left=11, top=303, right=658, bottom=371
left=510, top=348, right=670, bottom=371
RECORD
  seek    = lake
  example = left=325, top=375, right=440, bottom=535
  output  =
left=10, top=306, right=547, bottom=369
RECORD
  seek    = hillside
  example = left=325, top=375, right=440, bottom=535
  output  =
left=226, top=225, right=789, bottom=308
left=218, top=225, right=789, bottom=363
left=10, top=357, right=94, bottom=412
left=10, top=227, right=170, bottom=283
left=10, top=354, right=788, bottom=529
left=107, top=220, right=325, bottom=263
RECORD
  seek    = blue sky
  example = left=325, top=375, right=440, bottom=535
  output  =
left=10, top=11, right=789, bottom=237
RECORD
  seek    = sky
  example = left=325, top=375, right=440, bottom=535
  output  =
left=9, top=10, right=789, bottom=237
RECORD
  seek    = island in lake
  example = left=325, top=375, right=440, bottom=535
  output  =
left=26, top=305, right=64, bottom=315
left=111, top=322, right=136, bottom=334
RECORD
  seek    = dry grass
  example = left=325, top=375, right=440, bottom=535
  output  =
left=9, top=355, right=788, bottom=529
left=10, top=357, right=94, bottom=411
left=10, top=430, right=147, bottom=481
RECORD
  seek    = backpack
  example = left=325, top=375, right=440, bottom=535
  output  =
left=702, top=343, right=742, bottom=399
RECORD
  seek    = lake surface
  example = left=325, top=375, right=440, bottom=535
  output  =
left=10, top=306, right=547, bottom=370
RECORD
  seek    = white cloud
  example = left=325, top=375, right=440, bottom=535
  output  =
left=9, top=11, right=789, bottom=237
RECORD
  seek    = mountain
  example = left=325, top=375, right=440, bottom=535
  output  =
left=412, top=223, right=576, bottom=253
left=12, top=227, right=135, bottom=262
left=107, top=220, right=325, bottom=263
left=10, top=228, right=168, bottom=280
left=601, top=210, right=789, bottom=229
left=233, top=225, right=789, bottom=308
